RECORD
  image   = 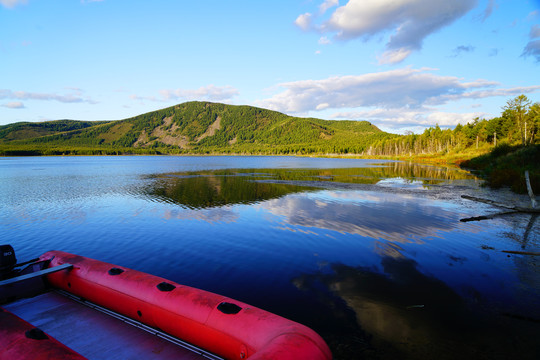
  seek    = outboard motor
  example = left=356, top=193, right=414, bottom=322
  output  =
left=0, top=244, right=17, bottom=277
left=1, top=246, right=47, bottom=303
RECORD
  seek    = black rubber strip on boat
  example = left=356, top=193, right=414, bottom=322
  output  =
left=157, top=282, right=176, bottom=291
left=217, top=302, right=242, bottom=314
left=25, top=328, right=48, bottom=340
left=108, top=268, right=124, bottom=275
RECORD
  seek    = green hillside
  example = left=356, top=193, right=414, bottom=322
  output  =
left=0, top=101, right=391, bottom=155
left=0, top=120, right=107, bottom=141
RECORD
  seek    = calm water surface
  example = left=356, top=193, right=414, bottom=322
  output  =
left=1, top=156, right=538, bottom=359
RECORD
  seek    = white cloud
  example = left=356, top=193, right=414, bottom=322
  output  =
left=316, top=102, right=330, bottom=110
left=0, top=0, right=27, bottom=8
left=294, top=13, right=312, bottom=31
left=319, top=0, right=339, bottom=15
left=158, top=85, right=239, bottom=102
left=424, top=111, right=485, bottom=126
left=297, top=0, right=477, bottom=63
left=1, top=101, right=25, bottom=109
left=378, top=48, right=412, bottom=64
left=129, top=94, right=161, bottom=103
left=258, top=67, right=500, bottom=113
left=326, top=0, right=476, bottom=40
left=64, top=86, right=83, bottom=92
left=0, top=89, right=95, bottom=104
left=331, top=108, right=486, bottom=129
left=438, top=85, right=540, bottom=102
left=129, top=85, right=239, bottom=104
left=257, top=67, right=540, bottom=132
left=318, top=36, right=331, bottom=45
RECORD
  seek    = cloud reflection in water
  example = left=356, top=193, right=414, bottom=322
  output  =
left=261, top=190, right=462, bottom=246
left=163, top=207, right=239, bottom=224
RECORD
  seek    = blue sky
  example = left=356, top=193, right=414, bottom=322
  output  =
left=1, top=0, right=539, bottom=133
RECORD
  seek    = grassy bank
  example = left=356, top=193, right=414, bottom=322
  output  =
left=315, top=144, right=539, bottom=195
left=460, top=144, right=539, bottom=194
left=390, top=144, right=539, bottom=195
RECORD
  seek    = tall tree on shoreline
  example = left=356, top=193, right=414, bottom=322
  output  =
left=503, top=94, right=532, bottom=146
left=528, top=102, right=540, bottom=144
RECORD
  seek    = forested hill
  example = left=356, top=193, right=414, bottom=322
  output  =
left=0, top=101, right=390, bottom=155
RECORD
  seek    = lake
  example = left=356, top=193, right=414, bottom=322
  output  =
left=1, top=156, right=538, bottom=359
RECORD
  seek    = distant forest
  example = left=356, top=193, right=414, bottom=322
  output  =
left=366, top=95, right=539, bottom=156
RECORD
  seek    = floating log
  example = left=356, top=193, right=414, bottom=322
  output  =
left=461, top=195, right=516, bottom=209
left=460, top=210, right=518, bottom=222
left=502, top=250, right=540, bottom=256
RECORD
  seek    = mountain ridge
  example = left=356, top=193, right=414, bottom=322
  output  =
left=0, top=101, right=392, bottom=155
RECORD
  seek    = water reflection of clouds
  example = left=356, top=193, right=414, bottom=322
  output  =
left=373, top=241, right=406, bottom=259
left=261, top=190, right=460, bottom=244
left=323, top=190, right=418, bottom=203
left=375, top=177, right=427, bottom=189
left=163, top=207, right=239, bottom=224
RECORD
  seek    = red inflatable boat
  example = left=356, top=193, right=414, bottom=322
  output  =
left=0, top=248, right=332, bottom=360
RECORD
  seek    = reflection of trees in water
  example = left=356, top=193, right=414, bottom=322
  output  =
left=520, top=214, right=540, bottom=290
left=501, top=213, right=540, bottom=306
left=294, top=258, right=539, bottom=360
left=377, top=161, right=477, bottom=183
left=235, top=163, right=476, bottom=185
left=142, top=163, right=476, bottom=208
left=144, top=173, right=314, bottom=209
left=522, top=214, right=539, bottom=249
